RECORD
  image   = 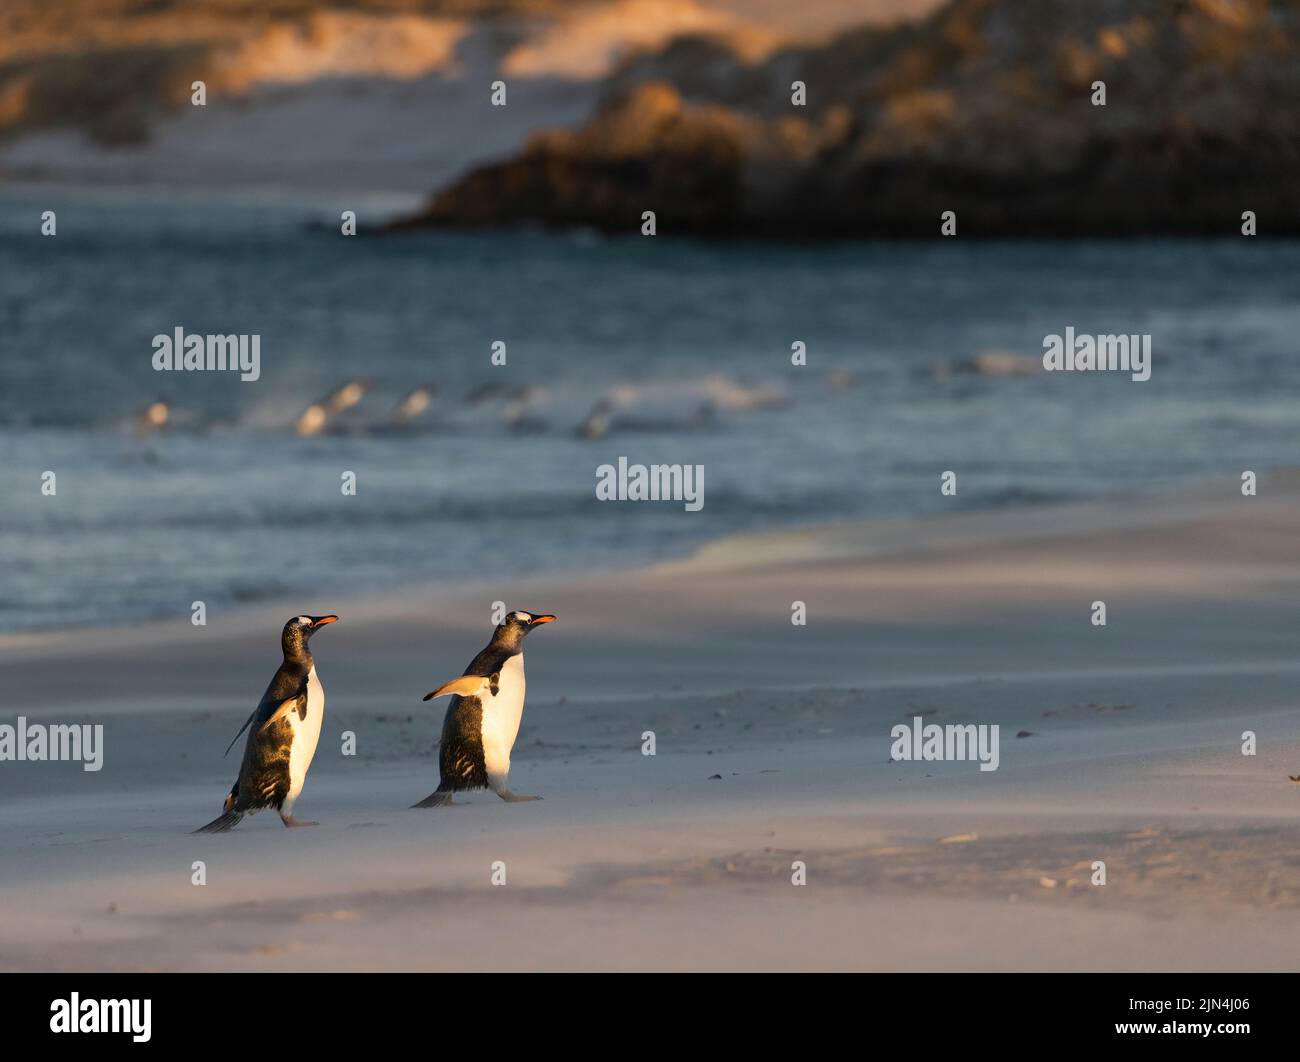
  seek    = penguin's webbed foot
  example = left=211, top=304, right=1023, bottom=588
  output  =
left=411, top=790, right=455, bottom=808
left=280, top=815, right=319, bottom=828
left=496, top=790, right=542, bottom=803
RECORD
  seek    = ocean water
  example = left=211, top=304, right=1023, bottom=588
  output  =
left=2, top=186, right=1299, bottom=633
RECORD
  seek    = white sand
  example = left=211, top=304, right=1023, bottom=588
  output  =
left=2, top=480, right=1299, bottom=971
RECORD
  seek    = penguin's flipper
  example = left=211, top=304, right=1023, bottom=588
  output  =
left=193, top=810, right=244, bottom=834
left=258, top=690, right=308, bottom=735
left=422, top=674, right=493, bottom=701
left=223, top=710, right=257, bottom=757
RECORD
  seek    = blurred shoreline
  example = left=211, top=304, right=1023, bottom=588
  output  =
left=3, top=473, right=1294, bottom=650
left=5, top=182, right=1300, bottom=634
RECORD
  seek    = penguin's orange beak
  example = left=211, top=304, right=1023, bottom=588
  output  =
left=529, top=614, right=555, bottom=626
left=311, top=615, right=339, bottom=628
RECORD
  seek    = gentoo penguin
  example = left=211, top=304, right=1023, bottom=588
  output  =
left=412, top=610, right=554, bottom=807
left=392, top=384, right=437, bottom=425
left=295, top=378, right=370, bottom=436
left=194, top=614, right=338, bottom=832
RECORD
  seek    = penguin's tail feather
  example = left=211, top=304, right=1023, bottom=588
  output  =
left=411, top=788, right=454, bottom=808
left=193, top=810, right=244, bottom=834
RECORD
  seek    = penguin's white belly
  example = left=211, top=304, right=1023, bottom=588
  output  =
left=286, top=666, right=324, bottom=799
left=481, top=653, right=525, bottom=778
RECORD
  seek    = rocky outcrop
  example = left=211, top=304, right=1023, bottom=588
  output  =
left=397, top=0, right=1300, bottom=237
left=392, top=81, right=761, bottom=234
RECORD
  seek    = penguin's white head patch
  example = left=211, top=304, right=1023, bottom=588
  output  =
left=495, top=611, right=554, bottom=646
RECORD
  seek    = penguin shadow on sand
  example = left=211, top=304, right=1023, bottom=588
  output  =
left=411, top=609, right=555, bottom=808
left=194, top=614, right=339, bottom=833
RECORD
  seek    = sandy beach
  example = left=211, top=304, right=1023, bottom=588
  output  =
left=2, top=477, right=1298, bottom=972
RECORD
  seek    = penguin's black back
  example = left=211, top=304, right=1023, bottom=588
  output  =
left=437, top=693, right=487, bottom=790
left=233, top=657, right=311, bottom=812
left=464, top=644, right=515, bottom=679
left=435, top=644, right=516, bottom=792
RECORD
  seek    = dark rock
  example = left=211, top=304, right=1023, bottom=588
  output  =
left=393, top=0, right=1300, bottom=238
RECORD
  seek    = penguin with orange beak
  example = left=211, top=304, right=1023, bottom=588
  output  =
left=413, top=610, right=555, bottom=807
left=195, top=614, right=338, bottom=832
